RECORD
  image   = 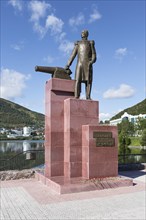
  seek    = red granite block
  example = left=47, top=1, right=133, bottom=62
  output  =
left=50, top=161, right=64, bottom=177
left=64, top=98, right=99, bottom=178
left=82, top=147, right=89, bottom=163
left=88, top=147, right=117, bottom=162
left=44, top=164, right=51, bottom=178
left=45, top=177, right=61, bottom=194
left=64, top=162, right=70, bottom=178
left=35, top=172, right=133, bottom=194
left=70, top=162, right=82, bottom=177
left=51, top=146, right=64, bottom=161
left=46, top=78, right=75, bottom=92
left=64, top=132, right=82, bottom=147
left=64, top=161, right=83, bottom=178
left=50, top=132, right=64, bottom=147
left=45, top=79, right=75, bottom=177
left=88, top=162, right=118, bottom=178
left=70, top=147, right=82, bottom=162
left=65, top=116, right=98, bottom=133
left=64, top=99, right=99, bottom=131
left=69, top=99, right=99, bottom=118
left=82, top=125, right=118, bottom=179
left=37, top=172, right=46, bottom=184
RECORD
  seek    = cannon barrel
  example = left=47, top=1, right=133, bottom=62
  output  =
left=35, top=65, right=72, bottom=80
left=35, top=66, right=55, bottom=74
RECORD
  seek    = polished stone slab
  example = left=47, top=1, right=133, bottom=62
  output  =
left=35, top=171, right=133, bottom=194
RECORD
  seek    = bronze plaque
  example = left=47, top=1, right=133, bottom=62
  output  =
left=93, top=132, right=115, bottom=147
left=95, top=138, right=115, bottom=147
left=93, top=131, right=112, bottom=138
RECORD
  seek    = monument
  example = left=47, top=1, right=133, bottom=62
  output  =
left=35, top=30, right=133, bottom=194
left=65, top=29, right=96, bottom=99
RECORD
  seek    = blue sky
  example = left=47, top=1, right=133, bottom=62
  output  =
left=1, top=0, right=145, bottom=121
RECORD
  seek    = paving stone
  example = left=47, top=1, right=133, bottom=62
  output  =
left=0, top=170, right=145, bottom=220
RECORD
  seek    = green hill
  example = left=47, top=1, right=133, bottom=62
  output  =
left=110, top=99, right=146, bottom=120
left=0, top=98, right=45, bottom=128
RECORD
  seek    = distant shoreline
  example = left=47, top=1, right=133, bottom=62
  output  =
left=0, top=137, right=44, bottom=141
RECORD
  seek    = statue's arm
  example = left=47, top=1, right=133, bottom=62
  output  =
left=90, top=40, right=96, bottom=64
left=65, top=42, right=78, bottom=68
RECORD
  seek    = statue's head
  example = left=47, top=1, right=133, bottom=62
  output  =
left=81, top=30, right=89, bottom=39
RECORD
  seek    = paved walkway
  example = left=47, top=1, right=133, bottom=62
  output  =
left=0, top=170, right=146, bottom=220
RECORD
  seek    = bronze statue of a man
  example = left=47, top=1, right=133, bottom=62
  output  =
left=65, top=30, right=96, bottom=99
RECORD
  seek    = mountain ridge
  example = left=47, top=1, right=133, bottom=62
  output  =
left=0, top=98, right=45, bottom=128
left=0, top=98, right=145, bottom=127
left=110, top=99, right=146, bottom=120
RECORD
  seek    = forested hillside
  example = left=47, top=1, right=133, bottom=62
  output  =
left=1, top=98, right=145, bottom=128
left=110, top=99, right=146, bottom=120
left=0, top=98, right=45, bottom=128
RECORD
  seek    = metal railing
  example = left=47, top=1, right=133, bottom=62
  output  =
left=0, top=149, right=44, bottom=171
left=118, top=153, right=146, bottom=164
left=0, top=150, right=146, bottom=171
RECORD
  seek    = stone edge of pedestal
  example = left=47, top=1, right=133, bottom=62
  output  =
left=35, top=172, right=133, bottom=194
left=46, top=78, right=75, bottom=92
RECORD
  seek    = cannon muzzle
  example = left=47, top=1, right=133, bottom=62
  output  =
left=35, top=65, right=72, bottom=80
left=35, top=66, right=54, bottom=75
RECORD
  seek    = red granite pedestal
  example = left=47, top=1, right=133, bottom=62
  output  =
left=45, top=79, right=75, bottom=177
left=36, top=78, right=133, bottom=194
left=82, top=125, right=118, bottom=179
left=64, top=98, right=99, bottom=178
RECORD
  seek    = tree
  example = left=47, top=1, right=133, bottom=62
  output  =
left=117, top=120, right=135, bottom=136
left=140, top=129, right=146, bottom=146
left=140, top=119, right=146, bottom=130
left=99, top=121, right=104, bottom=124
left=104, top=120, right=110, bottom=124
left=119, top=132, right=131, bottom=155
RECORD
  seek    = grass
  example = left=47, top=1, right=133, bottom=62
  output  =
left=130, top=148, right=142, bottom=154
left=130, top=137, right=141, bottom=146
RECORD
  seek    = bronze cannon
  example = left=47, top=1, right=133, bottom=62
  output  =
left=35, top=66, right=72, bottom=80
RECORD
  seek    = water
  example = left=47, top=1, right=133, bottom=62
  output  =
left=0, top=140, right=45, bottom=170
left=0, top=140, right=44, bottom=159
left=0, top=141, right=146, bottom=170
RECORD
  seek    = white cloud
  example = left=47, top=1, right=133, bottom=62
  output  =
left=28, top=0, right=51, bottom=37
left=89, top=8, right=102, bottom=23
left=103, top=84, right=135, bottom=99
left=9, top=0, right=23, bottom=11
left=28, top=1, right=70, bottom=53
left=43, top=55, right=54, bottom=64
left=69, top=13, right=85, bottom=27
left=59, top=40, right=74, bottom=54
left=115, top=48, right=128, bottom=60
left=28, top=1, right=64, bottom=38
left=28, top=1, right=101, bottom=55
left=11, top=44, right=21, bottom=51
left=28, top=0, right=51, bottom=21
left=11, top=41, right=24, bottom=51
left=1, top=68, right=30, bottom=100
left=33, top=22, right=47, bottom=38
left=57, top=32, right=66, bottom=41
left=99, top=112, right=111, bottom=121
left=46, top=14, right=64, bottom=34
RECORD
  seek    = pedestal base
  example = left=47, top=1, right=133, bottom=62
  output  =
left=82, top=125, right=118, bottom=179
left=35, top=172, right=133, bottom=194
left=42, top=79, right=133, bottom=194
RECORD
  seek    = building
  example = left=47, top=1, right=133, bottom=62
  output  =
left=7, top=129, right=23, bottom=138
left=110, top=112, right=146, bottom=125
left=23, top=126, right=32, bottom=137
